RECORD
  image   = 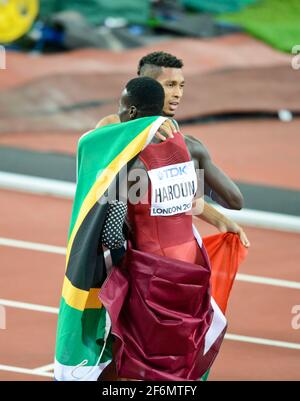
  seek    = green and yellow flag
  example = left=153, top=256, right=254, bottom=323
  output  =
left=54, top=116, right=166, bottom=381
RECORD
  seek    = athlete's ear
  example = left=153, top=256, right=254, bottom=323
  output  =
left=129, top=106, right=137, bottom=119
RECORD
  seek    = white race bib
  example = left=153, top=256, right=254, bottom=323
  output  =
left=148, top=161, right=197, bottom=216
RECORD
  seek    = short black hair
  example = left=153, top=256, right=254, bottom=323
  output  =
left=137, top=51, right=183, bottom=76
left=126, top=77, right=164, bottom=116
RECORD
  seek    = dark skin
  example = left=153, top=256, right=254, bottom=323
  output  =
left=184, top=135, right=243, bottom=209
left=96, top=68, right=250, bottom=246
left=99, top=89, right=243, bottom=381
left=119, top=88, right=243, bottom=210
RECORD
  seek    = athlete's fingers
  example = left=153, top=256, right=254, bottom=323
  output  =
left=168, top=120, right=177, bottom=134
left=238, top=229, right=250, bottom=248
left=155, top=130, right=167, bottom=141
left=161, top=121, right=174, bottom=138
left=155, top=119, right=178, bottom=141
left=157, top=125, right=172, bottom=140
left=161, top=124, right=173, bottom=137
left=164, top=120, right=176, bottom=137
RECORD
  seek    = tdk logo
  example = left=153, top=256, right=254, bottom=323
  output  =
left=158, top=165, right=187, bottom=180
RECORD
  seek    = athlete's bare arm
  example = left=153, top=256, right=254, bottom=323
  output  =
left=192, top=199, right=250, bottom=247
left=185, top=135, right=243, bottom=210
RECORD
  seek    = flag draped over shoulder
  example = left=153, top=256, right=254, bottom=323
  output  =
left=54, top=116, right=166, bottom=381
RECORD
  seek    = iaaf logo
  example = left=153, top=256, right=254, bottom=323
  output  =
left=158, top=165, right=187, bottom=180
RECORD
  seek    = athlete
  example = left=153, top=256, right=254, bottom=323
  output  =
left=99, top=77, right=242, bottom=381
left=96, top=51, right=250, bottom=247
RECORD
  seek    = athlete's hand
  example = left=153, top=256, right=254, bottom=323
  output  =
left=217, top=219, right=250, bottom=248
left=155, top=119, right=177, bottom=141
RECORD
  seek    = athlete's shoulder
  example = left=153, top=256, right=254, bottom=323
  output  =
left=184, top=134, right=206, bottom=151
left=184, top=134, right=203, bottom=145
left=96, top=114, right=120, bottom=128
left=183, top=135, right=210, bottom=160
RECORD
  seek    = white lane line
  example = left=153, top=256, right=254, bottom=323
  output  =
left=1, top=171, right=300, bottom=233
left=1, top=237, right=300, bottom=290
left=0, top=299, right=59, bottom=314
left=0, top=237, right=110, bottom=258
left=214, top=205, right=300, bottom=234
left=1, top=298, right=300, bottom=351
left=0, top=172, right=75, bottom=199
left=225, top=334, right=300, bottom=350
left=1, top=333, right=300, bottom=379
left=3, top=236, right=300, bottom=291
left=0, top=364, right=54, bottom=378
left=33, top=363, right=54, bottom=372
left=236, top=273, right=300, bottom=290
left=2, top=333, right=300, bottom=378
left=0, top=237, right=66, bottom=255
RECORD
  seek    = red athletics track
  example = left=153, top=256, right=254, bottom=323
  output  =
left=1, top=119, right=299, bottom=190
left=0, top=188, right=300, bottom=381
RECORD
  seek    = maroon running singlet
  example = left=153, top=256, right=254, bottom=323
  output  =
left=99, top=132, right=226, bottom=381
